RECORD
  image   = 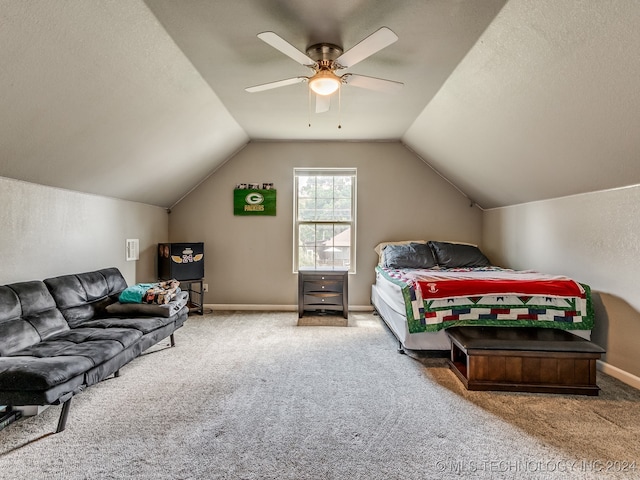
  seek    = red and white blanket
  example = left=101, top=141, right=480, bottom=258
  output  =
left=377, top=266, right=593, bottom=333
left=403, top=268, right=585, bottom=299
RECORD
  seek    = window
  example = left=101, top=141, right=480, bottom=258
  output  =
left=294, top=168, right=356, bottom=273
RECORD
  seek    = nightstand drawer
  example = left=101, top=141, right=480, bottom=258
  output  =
left=303, top=280, right=343, bottom=294
left=302, top=273, right=344, bottom=281
left=304, top=292, right=343, bottom=306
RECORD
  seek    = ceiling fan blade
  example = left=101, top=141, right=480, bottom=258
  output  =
left=343, top=74, right=403, bottom=93
left=245, top=77, right=307, bottom=93
left=335, top=27, right=398, bottom=68
left=257, top=32, right=315, bottom=65
left=315, top=94, right=330, bottom=113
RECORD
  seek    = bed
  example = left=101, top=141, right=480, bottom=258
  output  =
left=371, top=240, right=594, bottom=352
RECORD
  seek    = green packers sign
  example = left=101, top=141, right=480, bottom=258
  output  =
left=233, top=189, right=277, bottom=216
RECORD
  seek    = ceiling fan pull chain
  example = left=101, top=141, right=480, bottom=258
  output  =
left=308, top=87, right=312, bottom=127
left=338, top=83, right=342, bottom=129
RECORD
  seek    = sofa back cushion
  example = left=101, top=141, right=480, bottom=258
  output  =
left=99, top=268, right=128, bottom=296
left=0, top=281, right=69, bottom=355
left=45, top=268, right=128, bottom=327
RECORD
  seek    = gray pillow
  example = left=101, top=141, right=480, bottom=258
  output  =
left=383, top=243, right=437, bottom=269
left=106, top=291, right=189, bottom=318
left=428, top=241, right=491, bottom=268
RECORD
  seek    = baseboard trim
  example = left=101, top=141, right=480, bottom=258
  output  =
left=206, top=304, right=374, bottom=312
left=597, top=360, right=640, bottom=390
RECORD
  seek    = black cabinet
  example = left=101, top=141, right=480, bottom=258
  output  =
left=158, top=243, right=204, bottom=281
left=298, top=270, right=348, bottom=319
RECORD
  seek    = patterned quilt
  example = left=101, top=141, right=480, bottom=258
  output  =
left=376, top=266, right=594, bottom=333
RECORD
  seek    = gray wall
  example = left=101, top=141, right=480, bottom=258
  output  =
left=0, top=176, right=168, bottom=286
left=169, top=141, right=483, bottom=308
left=483, top=185, right=640, bottom=379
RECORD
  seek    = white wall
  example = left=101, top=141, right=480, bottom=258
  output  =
left=0, top=176, right=168, bottom=286
left=169, top=141, right=483, bottom=308
left=483, top=185, right=640, bottom=379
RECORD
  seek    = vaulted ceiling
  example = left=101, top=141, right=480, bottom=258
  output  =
left=2, top=1, right=639, bottom=209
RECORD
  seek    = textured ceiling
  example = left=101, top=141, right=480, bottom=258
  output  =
left=404, top=0, right=640, bottom=208
left=1, top=1, right=640, bottom=209
left=145, top=0, right=506, bottom=140
left=0, top=0, right=248, bottom=207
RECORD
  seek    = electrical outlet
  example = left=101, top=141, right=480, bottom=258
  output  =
left=203, top=283, right=209, bottom=292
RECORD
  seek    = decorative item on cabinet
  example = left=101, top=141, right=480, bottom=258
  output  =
left=158, top=242, right=205, bottom=315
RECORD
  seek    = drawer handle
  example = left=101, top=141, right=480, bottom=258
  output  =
left=321, top=285, right=325, bottom=289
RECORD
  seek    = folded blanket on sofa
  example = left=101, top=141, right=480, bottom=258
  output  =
left=119, top=283, right=155, bottom=303
left=143, top=279, right=180, bottom=305
left=107, top=291, right=189, bottom=318
left=119, top=280, right=180, bottom=305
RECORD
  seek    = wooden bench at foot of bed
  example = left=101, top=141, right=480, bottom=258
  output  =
left=446, top=326, right=605, bottom=396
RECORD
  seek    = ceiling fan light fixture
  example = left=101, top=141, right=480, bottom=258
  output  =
left=308, top=70, right=341, bottom=96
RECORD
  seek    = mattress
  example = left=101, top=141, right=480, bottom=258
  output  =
left=372, top=266, right=591, bottom=351
left=372, top=282, right=451, bottom=350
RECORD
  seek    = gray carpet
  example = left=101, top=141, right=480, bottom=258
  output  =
left=1, top=311, right=639, bottom=479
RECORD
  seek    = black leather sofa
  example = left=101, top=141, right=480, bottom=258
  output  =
left=0, top=267, right=188, bottom=433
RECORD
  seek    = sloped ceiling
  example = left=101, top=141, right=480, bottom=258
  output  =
left=0, top=0, right=248, bottom=207
left=2, top=0, right=640, bottom=209
left=404, top=0, right=640, bottom=208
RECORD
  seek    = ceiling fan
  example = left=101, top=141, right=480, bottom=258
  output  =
left=245, top=27, right=403, bottom=113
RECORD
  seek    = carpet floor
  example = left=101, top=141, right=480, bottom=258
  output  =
left=1, top=311, right=639, bottom=479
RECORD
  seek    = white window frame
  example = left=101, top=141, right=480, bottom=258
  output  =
left=293, top=168, right=357, bottom=273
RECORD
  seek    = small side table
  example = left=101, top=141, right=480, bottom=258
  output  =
left=180, top=278, right=204, bottom=315
left=298, top=270, right=348, bottom=319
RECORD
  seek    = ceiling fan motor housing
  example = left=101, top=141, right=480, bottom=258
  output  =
left=306, top=44, right=344, bottom=95
left=306, top=43, right=343, bottom=65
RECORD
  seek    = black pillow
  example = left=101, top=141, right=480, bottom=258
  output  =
left=383, top=243, right=437, bottom=269
left=428, top=241, right=491, bottom=268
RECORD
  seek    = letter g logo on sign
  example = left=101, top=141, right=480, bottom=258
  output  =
left=245, top=192, right=264, bottom=205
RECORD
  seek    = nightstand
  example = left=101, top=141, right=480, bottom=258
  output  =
left=298, top=270, right=348, bottom=319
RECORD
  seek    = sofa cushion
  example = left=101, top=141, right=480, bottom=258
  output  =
left=0, top=282, right=70, bottom=355
left=98, top=268, right=128, bottom=296
left=79, top=316, right=176, bottom=334
left=23, top=308, right=70, bottom=341
left=11, top=280, right=58, bottom=316
left=13, top=282, right=71, bottom=340
left=0, top=322, right=143, bottom=393
left=0, top=317, right=40, bottom=357
left=77, top=271, right=111, bottom=301
left=0, top=285, right=22, bottom=322
left=45, top=268, right=128, bottom=327
left=0, top=355, right=94, bottom=390
left=56, top=327, right=143, bottom=349
left=45, top=275, right=87, bottom=310
left=3, top=326, right=142, bottom=389
left=12, top=340, right=127, bottom=367
left=0, top=286, right=40, bottom=356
